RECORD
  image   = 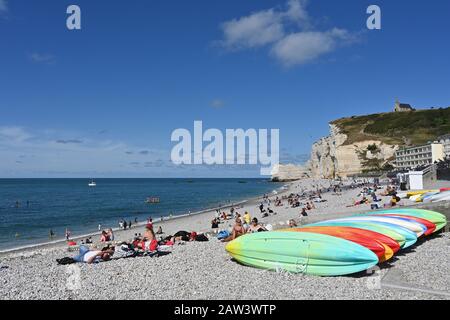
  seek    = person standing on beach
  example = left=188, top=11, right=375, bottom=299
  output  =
left=65, top=229, right=71, bottom=240
left=123, top=220, right=128, bottom=230
left=147, top=218, right=153, bottom=229
left=129, top=220, right=132, bottom=229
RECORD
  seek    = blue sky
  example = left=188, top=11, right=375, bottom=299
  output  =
left=1, top=0, right=450, bottom=177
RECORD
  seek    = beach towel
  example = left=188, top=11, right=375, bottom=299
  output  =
left=217, top=230, right=230, bottom=240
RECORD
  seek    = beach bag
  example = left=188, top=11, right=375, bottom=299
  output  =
left=217, top=230, right=230, bottom=240
left=56, top=257, right=76, bottom=265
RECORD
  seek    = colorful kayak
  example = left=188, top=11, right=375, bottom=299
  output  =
left=372, top=214, right=436, bottom=235
left=308, top=220, right=416, bottom=248
left=225, top=231, right=379, bottom=276
left=407, top=190, right=439, bottom=197
left=423, top=191, right=450, bottom=203
left=416, top=192, right=440, bottom=202
left=370, top=209, right=447, bottom=232
left=284, top=226, right=394, bottom=262
left=328, top=216, right=426, bottom=237
left=306, top=220, right=406, bottom=248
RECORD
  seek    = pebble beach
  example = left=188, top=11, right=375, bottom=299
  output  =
left=1, top=179, right=449, bottom=300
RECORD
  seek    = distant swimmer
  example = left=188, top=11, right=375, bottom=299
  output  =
left=15, top=233, right=20, bottom=238
left=15, top=201, right=20, bottom=208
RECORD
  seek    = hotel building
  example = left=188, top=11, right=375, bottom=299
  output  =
left=438, top=134, right=450, bottom=157
left=395, top=142, right=445, bottom=170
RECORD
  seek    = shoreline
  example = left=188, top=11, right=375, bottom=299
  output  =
left=0, top=181, right=291, bottom=256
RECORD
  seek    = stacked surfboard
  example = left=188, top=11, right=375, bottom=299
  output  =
left=399, top=188, right=450, bottom=203
left=225, top=208, right=447, bottom=276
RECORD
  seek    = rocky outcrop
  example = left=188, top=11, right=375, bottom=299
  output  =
left=271, top=164, right=310, bottom=182
left=309, top=124, right=398, bottom=179
left=271, top=123, right=399, bottom=181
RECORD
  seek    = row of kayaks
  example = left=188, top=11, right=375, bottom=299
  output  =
left=225, top=208, right=447, bottom=276
left=400, top=188, right=450, bottom=203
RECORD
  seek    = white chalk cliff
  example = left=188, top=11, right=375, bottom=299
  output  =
left=273, top=124, right=399, bottom=181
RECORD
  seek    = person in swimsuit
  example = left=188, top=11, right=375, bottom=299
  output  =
left=221, top=218, right=246, bottom=242
left=247, top=218, right=267, bottom=233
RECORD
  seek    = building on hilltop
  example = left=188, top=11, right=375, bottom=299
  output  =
left=394, top=100, right=415, bottom=112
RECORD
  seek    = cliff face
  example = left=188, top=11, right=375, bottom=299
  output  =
left=309, top=124, right=398, bottom=179
left=272, top=107, right=450, bottom=181
left=271, top=163, right=310, bottom=182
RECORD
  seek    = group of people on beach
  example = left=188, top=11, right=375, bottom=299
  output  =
left=57, top=213, right=212, bottom=265
left=349, top=183, right=402, bottom=209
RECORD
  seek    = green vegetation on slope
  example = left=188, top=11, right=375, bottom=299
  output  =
left=332, top=107, right=450, bottom=146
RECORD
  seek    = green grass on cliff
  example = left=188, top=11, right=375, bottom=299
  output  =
left=331, top=107, right=450, bottom=146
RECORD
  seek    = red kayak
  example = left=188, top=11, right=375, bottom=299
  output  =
left=285, top=226, right=396, bottom=262
left=440, top=188, right=450, bottom=192
left=376, top=214, right=436, bottom=235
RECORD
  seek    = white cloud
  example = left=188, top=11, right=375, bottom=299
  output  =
left=220, top=9, right=284, bottom=50
left=0, top=0, right=8, bottom=13
left=0, top=126, right=32, bottom=142
left=209, top=99, right=225, bottom=109
left=217, top=0, right=357, bottom=67
left=0, top=126, right=169, bottom=177
left=271, top=28, right=352, bottom=66
left=284, top=0, right=309, bottom=24
left=29, top=53, right=56, bottom=64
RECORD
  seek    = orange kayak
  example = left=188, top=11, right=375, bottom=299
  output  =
left=285, top=226, right=396, bottom=262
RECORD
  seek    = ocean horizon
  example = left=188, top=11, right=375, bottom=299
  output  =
left=0, top=178, right=282, bottom=251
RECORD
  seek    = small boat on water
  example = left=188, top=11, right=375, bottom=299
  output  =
left=145, top=196, right=160, bottom=204
left=88, top=179, right=97, bottom=187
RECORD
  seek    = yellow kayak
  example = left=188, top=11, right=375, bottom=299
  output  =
left=407, top=190, right=439, bottom=197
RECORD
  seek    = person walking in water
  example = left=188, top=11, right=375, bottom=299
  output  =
left=98, top=224, right=102, bottom=231
left=49, top=229, right=55, bottom=238
left=123, top=220, right=128, bottom=230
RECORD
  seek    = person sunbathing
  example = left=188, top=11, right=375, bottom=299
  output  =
left=288, top=219, right=298, bottom=228
left=247, top=218, right=267, bottom=233
left=73, top=245, right=115, bottom=264
left=161, top=230, right=208, bottom=244
left=135, top=225, right=158, bottom=252
left=221, top=218, right=246, bottom=242
left=100, top=230, right=110, bottom=242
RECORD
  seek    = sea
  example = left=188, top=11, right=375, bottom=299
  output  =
left=0, top=178, right=283, bottom=251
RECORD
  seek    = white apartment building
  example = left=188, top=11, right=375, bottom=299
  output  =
left=438, top=134, right=450, bottom=157
left=395, top=142, right=445, bottom=170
